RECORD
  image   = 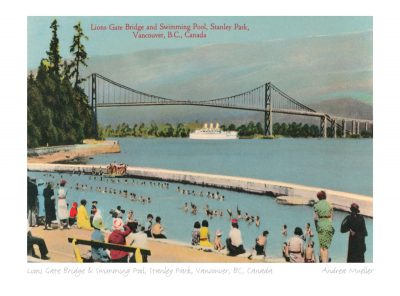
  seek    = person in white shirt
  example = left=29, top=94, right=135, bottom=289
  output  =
left=129, top=226, right=150, bottom=262
left=131, top=226, right=149, bottom=249
left=226, top=219, right=246, bottom=256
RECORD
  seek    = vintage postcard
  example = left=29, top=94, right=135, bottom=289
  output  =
left=27, top=16, right=373, bottom=266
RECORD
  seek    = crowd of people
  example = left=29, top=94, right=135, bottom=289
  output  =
left=27, top=175, right=171, bottom=262
left=189, top=217, right=269, bottom=258
left=90, top=184, right=152, bottom=204
left=106, top=163, right=127, bottom=176
left=188, top=189, right=368, bottom=263
left=189, top=216, right=268, bottom=258
left=181, top=202, right=261, bottom=229
left=177, top=186, right=225, bottom=201
left=28, top=174, right=368, bottom=263
left=280, top=190, right=368, bottom=263
left=182, top=202, right=224, bottom=218
left=226, top=206, right=261, bottom=226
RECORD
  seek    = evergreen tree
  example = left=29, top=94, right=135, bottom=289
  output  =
left=27, top=19, right=94, bottom=148
left=46, top=19, right=62, bottom=79
left=70, top=22, right=89, bottom=89
left=69, top=22, right=93, bottom=138
left=27, top=74, right=43, bottom=147
left=62, top=60, right=72, bottom=81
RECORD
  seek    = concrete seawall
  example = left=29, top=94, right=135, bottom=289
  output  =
left=27, top=163, right=373, bottom=218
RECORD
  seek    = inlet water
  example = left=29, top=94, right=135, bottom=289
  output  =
left=87, top=137, right=373, bottom=196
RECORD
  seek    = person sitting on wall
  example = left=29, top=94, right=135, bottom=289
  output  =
left=108, top=218, right=131, bottom=263
left=151, top=216, right=167, bottom=239
left=145, top=214, right=153, bottom=238
left=199, top=220, right=213, bottom=248
left=226, top=219, right=246, bottom=256
left=91, top=210, right=110, bottom=263
left=27, top=222, right=50, bottom=260
left=77, top=199, right=93, bottom=230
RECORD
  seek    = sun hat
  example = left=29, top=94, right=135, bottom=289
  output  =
left=112, top=218, right=124, bottom=231
left=231, top=218, right=238, bottom=224
left=216, top=230, right=222, bottom=236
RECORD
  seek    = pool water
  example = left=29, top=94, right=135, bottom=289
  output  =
left=28, top=171, right=373, bottom=262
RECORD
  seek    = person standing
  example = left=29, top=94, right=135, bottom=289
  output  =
left=57, top=179, right=69, bottom=229
left=255, top=216, right=260, bottom=227
left=340, top=203, right=368, bottom=262
left=304, top=222, right=314, bottom=241
left=27, top=177, right=38, bottom=227
left=314, top=190, right=334, bottom=262
left=90, top=201, right=98, bottom=227
left=281, top=224, right=288, bottom=237
left=36, top=179, right=46, bottom=223
left=126, top=210, right=138, bottom=233
left=43, top=183, right=56, bottom=230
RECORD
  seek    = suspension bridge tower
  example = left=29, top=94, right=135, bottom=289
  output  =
left=91, top=73, right=98, bottom=139
left=264, top=82, right=272, bottom=136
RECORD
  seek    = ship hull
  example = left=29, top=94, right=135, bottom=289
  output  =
left=189, top=131, right=238, bottom=140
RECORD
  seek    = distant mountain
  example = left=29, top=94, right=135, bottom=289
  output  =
left=31, top=31, right=373, bottom=126
left=82, top=31, right=372, bottom=104
left=309, top=98, right=373, bottom=120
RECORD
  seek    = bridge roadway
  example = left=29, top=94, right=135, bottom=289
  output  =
left=97, top=101, right=328, bottom=118
left=97, top=102, right=373, bottom=125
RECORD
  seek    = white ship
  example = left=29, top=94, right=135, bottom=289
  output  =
left=189, top=123, right=238, bottom=140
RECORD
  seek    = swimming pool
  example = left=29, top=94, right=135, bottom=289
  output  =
left=28, top=171, right=373, bottom=262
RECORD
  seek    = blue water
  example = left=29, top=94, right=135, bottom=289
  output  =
left=28, top=138, right=373, bottom=262
left=89, top=138, right=373, bottom=196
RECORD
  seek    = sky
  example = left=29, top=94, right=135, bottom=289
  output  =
left=27, top=16, right=372, bottom=69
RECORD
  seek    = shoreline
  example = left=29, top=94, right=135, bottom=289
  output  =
left=27, top=140, right=121, bottom=164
